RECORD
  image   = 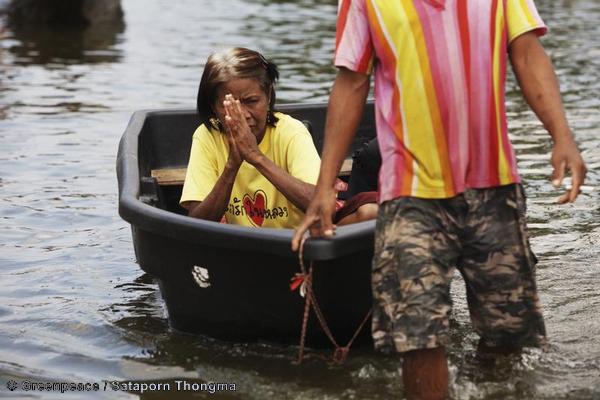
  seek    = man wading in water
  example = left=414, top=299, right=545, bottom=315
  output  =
left=293, top=0, right=587, bottom=399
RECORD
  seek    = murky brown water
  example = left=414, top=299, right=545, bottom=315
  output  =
left=1, top=0, right=599, bottom=398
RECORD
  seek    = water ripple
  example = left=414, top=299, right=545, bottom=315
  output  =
left=0, top=0, right=598, bottom=398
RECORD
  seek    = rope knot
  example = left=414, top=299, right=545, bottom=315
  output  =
left=332, top=347, right=350, bottom=364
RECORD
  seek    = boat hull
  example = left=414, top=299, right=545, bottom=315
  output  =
left=118, top=103, right=377, bottom=346
left=133, top=226, right=373, bottom=346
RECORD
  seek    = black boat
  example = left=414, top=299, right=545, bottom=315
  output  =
left=117, top=102, right=377, bottom=347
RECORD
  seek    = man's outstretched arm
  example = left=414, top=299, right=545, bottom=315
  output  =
left=291, top=67, right=370, bottom=250
left=510, top=32, right=587, bottom=203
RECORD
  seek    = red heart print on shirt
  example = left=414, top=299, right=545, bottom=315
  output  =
left=243, top=190, right=267, bottom=227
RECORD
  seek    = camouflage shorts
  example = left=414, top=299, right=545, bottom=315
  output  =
left=371, top=184, right=547, bottom=353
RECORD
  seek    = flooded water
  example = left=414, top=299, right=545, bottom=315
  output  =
left=1, top=0, right=599, bottom=398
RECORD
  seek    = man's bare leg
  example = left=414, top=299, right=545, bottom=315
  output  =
left=403, top=347, right=449, bottom=400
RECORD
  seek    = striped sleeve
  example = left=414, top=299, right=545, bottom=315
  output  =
left=506, top=0, right=548, bottom=44
left=334, top=0, right=374, bottom=74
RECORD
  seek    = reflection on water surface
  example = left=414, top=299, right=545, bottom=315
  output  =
left=0, top=0, right=598, bottom=398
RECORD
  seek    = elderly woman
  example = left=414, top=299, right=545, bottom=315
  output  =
left=180, top=47, right=376, bottom=228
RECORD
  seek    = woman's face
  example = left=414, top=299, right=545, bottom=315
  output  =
left=213, top=78, right=270, bottom=140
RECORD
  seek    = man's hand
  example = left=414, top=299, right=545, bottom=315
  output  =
left=509, top=33, right=587, bottom=204
left=551, top=134, right=587, bottom=203
left=291, top=67, right=371, bottom=252
left=291, top=187, right=337, bottom=251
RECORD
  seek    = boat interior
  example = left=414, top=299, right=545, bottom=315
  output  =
left=135, top=102, right=377, bottom=217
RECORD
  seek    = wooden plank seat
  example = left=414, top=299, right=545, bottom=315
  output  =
left=151, top=157, right=354, bottom=186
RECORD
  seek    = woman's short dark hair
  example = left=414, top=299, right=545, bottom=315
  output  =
left=197, top=47, right=279, bottom=131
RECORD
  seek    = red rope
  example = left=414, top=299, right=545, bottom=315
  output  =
left=295, top=236, right=372, bottom=365
left=296, top=272, right=311, bottom=363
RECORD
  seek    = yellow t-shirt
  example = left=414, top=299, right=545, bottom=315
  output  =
left=180, top=112, right=320, bottom=229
